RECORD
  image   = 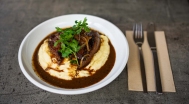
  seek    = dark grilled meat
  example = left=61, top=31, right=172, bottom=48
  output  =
left=48, top=29, right=101, bottom=69
left=48, top=32, right=63, bottom=64
left=76, top=30, right=101, bottom=69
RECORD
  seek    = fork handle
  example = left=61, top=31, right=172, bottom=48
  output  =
left=139, top=47, right=148, bottom=93
left=152, top=49, right=163, bottom=94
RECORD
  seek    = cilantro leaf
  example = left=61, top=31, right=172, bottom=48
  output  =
left=54, top=17, right=91, bottom=66
left=60, top=47, right=72, bottom=58
left=69, top=39, right=80, bottom=52
left=60, top=43, right=65, bottom=51
left=55, top=27, right=64, bottom=33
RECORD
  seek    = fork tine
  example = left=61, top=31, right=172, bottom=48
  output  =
left=133, top=23, right=143, bottom=39
left=135, top=24, right=137, bottom=38
left=138, top=24, right=140, bottom=39
left=140, top=23, right=143, bottom=39
left=133, top=23, right=136, bottom=38
left=138, top=23, right=140, bottom=38
left=137, top=23, right=143, bottom=39
left=137, top=23, right=140, bottom=39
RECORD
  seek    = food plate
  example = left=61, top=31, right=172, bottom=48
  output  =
left=18, top=14, right=129, bottom=95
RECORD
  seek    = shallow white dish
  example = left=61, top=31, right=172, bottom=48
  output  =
left=18, top=14, right=129, bottom=95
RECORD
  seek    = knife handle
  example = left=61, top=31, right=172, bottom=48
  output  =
left=139, top=47, right=148, bottom=93
left=152, top=49, right=163, bottom=94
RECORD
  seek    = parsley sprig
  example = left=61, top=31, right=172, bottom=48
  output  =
left=54, top=17, right=90, bottom=65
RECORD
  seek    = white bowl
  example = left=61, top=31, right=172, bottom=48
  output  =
left=18, top=14, right=129, bottom=95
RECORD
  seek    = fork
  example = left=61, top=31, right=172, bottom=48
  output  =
left=133, top=23, right=148, bottom=93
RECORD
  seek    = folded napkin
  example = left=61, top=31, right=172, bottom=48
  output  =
left=126, top=31, right=176, bottom=92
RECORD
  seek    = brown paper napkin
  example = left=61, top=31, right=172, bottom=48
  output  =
left=126, top=31, right=176, bottom=92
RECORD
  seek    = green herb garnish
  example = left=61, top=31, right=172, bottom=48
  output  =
left=54, top=17, right=90, bottom=66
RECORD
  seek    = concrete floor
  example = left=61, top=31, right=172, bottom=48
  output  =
left=0, top=0, right=189, bottom=103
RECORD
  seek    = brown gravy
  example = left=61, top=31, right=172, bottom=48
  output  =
left=32, top=30, right=116, bottom=89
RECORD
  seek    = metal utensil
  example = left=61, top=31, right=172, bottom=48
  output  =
left=147, top=22, right=163, bottom=94
left=133, top=23, right=148, bottom=93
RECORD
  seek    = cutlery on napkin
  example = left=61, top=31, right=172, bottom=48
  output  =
left=126, top=30, right=176, bottom=92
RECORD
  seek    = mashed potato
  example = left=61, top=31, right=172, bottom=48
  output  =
left=38, top=35, right=110, bottom=80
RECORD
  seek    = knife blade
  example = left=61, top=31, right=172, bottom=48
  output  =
left=147, top=23, right=163, bottom=94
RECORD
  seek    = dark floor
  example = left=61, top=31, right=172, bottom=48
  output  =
left=0, top=0, right=189, bottom=104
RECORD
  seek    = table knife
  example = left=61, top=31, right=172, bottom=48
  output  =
left=147, top=23, right=163, bottom=94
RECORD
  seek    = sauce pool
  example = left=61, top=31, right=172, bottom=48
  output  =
left=32, top=30, right=116, bottom=89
